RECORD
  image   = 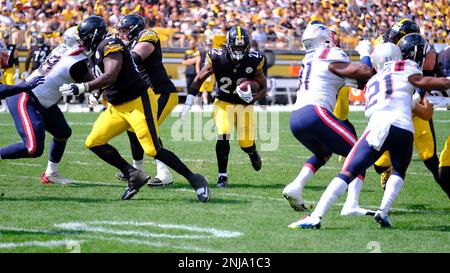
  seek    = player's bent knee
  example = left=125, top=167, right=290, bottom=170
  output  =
left=239, top=140, right=254, bottom=149
left=418, top=151, right=434, bottom=161
left=29, top=145, right=45, bottom=158
left=85, top=136, right=106, bottom=149
left=143, top=146, right=158, bottom=157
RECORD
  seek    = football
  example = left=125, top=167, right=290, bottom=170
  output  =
left=239, top=79, right=260, bottom=94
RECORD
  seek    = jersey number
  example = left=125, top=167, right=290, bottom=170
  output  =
left=33, top=50, right=47, bottom=63
left=365, top=74, right=393, bottom=110
left=219, top=77, right=246, bottom=94
left=299, top=62, right=312, bottom=90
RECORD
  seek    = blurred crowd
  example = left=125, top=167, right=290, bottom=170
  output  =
left=0, top=0, right=448, bottom=51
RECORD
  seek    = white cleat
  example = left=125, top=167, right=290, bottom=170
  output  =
left=282, top=183, right=307, bottom=211
left=41, top=172, right=73, bottom=185
left=340, top=206, right=376, bottom=217
left=147, top=168, right=173, bottom=187
left=374, top=210, right=393, bottom=228
left=288, top=215, right=321, bottom=229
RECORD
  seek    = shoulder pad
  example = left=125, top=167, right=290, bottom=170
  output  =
left=103, top=37, right=125, bottom=57
left=138, top=30, right=159, bottom=44
left=317, top=47, right=349, bottom=62
left=392, top=60, right=422, bottom=76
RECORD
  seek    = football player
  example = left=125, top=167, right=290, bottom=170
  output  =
left=114, top=14, right=179, bottom=187
left=373, top=19, right=445, bottom=197
left=0, top=28, right=92, bottom=185
left=0, top=33, right=19, bottom=112
left=180, top=26, right=267, bottom=188
left=289, top=40, right=450, bottom=229
left=24, top=34, right=51, bottom=75
left=281, top=23, right=374, bottom=214
left=60, top=16, right=210, bottom=202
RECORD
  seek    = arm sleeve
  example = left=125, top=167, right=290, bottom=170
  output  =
left=0, top=84, right=27, bottom=99
left=69, top=60, right=93, bottom=83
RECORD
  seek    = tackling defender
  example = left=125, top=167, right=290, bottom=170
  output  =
left=290, top=40, right=450, bottom=229
left=115, top=14, right=179, bottom=187
left=180, top=26, right=267, bottom=188
left=60, top=16, right=210, bottom=201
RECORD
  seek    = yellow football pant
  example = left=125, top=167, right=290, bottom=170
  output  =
left=375, top=115, right=436, bottom=167
left=200, top=74, right=215, bottom=93
left=440, top=136, right=450, bottom=168
left=212, top=99, right=256, bottom=148
left=333, top=86, right=350, bottom=121
left=1, top=67, right=15, bottom=85
left=85, top=88, right=160, bottom=157
left=155, top=92, right=178, bottom=125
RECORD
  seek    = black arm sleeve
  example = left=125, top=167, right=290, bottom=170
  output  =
left=69, top=60, right=94, bottom=83
left=0, top=84, right=27, bottom=99
left=130, top=51, right=142, bottom=65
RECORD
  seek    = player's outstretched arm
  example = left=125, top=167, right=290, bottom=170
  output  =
left=329, top=62, right=373, bottom=81
left=0, top=76, right=45, bottom=99
left=408, top=74, right=450, bottom=91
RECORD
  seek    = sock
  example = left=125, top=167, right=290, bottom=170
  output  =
left=132, top=159, right=144, bottom=170
left=49, top=139, right=67, bottom=163
left=127, top=130, right=144, bottom=161
left=290, top=165, right=315, bottom=191
left=89, top=144, right=131, bottom=174
left=305, top=155, right=328, bottom=173
left=423, top=155, right=440, bottom=181
left=311, top=177, right=348, bottom=219
left=216, top=139, right=230, bottom=174
left=155, top=159, right=170, bottom=178
left=438, top=166, right=450, bottom=199
left=154, top=148, right=193, bottom=179
left=374, top=164, right=390, bottom=175
left=218, top=172, right=227, bottom=178
left=0, top=142, right=29, bottom=159
left=379, top=174, right=404, bottom=214
left=45, top=161, right=58, bottom=176
left=343, top=177, right=364, bottom=209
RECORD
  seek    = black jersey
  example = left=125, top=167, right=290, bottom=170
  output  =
left=26, top=44, right=51, bottom=71
left=92, top=36, right=148, bottom=105
left=208, top=48, right=265, bottom=104
left=129, top=30, right=176, bottom=94
left=5, top=44, right=18, bottom=68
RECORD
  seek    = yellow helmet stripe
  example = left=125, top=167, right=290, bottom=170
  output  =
left=237, top=26, right=241, bottom=41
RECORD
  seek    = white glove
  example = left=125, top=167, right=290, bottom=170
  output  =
left=59, top=83, right=89, bottom=96
left=344, top=78, right=358, bottom=88
left=426, top=95, right=450, bottom=108
left=355, top=39, right=372, bottom=59
left=13, top=69, right=20, bottom=80
left=88, top=92, right=101, bottom=106
left=236, top=84, right=253, bottom=103
left=20, top=71, right=29, bottom=80
left=179, top=94, right=194, bottom=120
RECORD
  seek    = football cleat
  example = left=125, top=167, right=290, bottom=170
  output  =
left=147, top=177, right=173, bottom=187
left=340, top=206, right=376, bottom=217
left=121, top=168, right=150, bottom=200
left=41, top=172, right=73, bottom=185
left=249, top=150, right=262, bottom=171
left=148, top=167, right=173, bottom=187
left=115, top=170, right=128, bottom=181
left=216, top=175, right=228, bottom=188
left=380, top=166, right=393, bottom=191
left=288, top=215, right=321, bottom=229
left=374, top=210, right=393, bottom=228
left=282, top=183, right=307, bottom=211
left=188, top=173, right=211, bottom=202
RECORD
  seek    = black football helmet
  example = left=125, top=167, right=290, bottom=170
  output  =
left=397, top=33, right=427, bottom=67
left=117, top=14, right=146, bottom=42
left=77, top=16, right=108, bottom=54
left=226, top=26, right=250, bottom=62
left=387, top=18, right=420, bottom=45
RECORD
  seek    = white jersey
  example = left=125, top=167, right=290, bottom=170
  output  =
left=294, top=46, right=349, bottom=111
left=27, top=45, right=87, bottom=109
left=364, top=60, right=422, bottom=133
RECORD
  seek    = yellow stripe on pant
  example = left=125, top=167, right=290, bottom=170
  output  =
left=85, top=88, right=160, bottom=157
left=212, top=99, right=256, bottom=148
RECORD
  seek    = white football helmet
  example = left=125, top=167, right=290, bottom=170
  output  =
left=371, top=42, right=402, bottom=71
left=302, top=24, right=332, bottom=50
left=0, top=40, right=9, bottom=68
left=63, top=26, right=81, bottom=48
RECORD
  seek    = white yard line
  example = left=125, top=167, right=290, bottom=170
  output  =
left=0, top=239, right=84, bottom=249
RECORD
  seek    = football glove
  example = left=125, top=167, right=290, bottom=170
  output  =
left=20, top=71, right=29, bottom=80
left=236, top=84, right=253, bottom=103
left=344, top=78, right=358, bottom=88
left=13, top=69, right=20, bottom=80
left=19, top=75, right=45, bottom=92
left=59, top=83, right=89, bottom=96
left=355, top=39, right=372, bottom=59
left=88, top=91, right=102, bottom=106
left=180, top=94, right=195, bottom=121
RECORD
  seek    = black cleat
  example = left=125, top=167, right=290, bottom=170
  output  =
left=115, top=170, right=128, bottom=181
left=216, top=175, right=228, bottom=188
left=248, top=150, right=262, bottom=171
left=121, top=168, right=150, bottom=200
left=188, top=173, right=211, bottom=202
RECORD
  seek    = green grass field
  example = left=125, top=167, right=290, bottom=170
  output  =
left=0, top=111, right=448, bottom=253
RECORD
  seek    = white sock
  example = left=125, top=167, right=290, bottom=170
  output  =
left=379, top=174, right=404, bottom=214
left=132, top=159, right=144, bottom=170
left=311, top=177, right=348, bottom=219
left=291, top=166, right=314, bottom=190
left=46, top=161, right=58, bottom=175
left=155, top=159, right=168, bottom=173
left=343, top=177, right=364, bottom=209
left=218, top=173, right=227, bottom=178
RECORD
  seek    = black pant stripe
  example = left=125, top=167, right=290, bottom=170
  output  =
left=140, top=91, right=161, bottom=152
left=157, top=93, right=170, bottom=120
